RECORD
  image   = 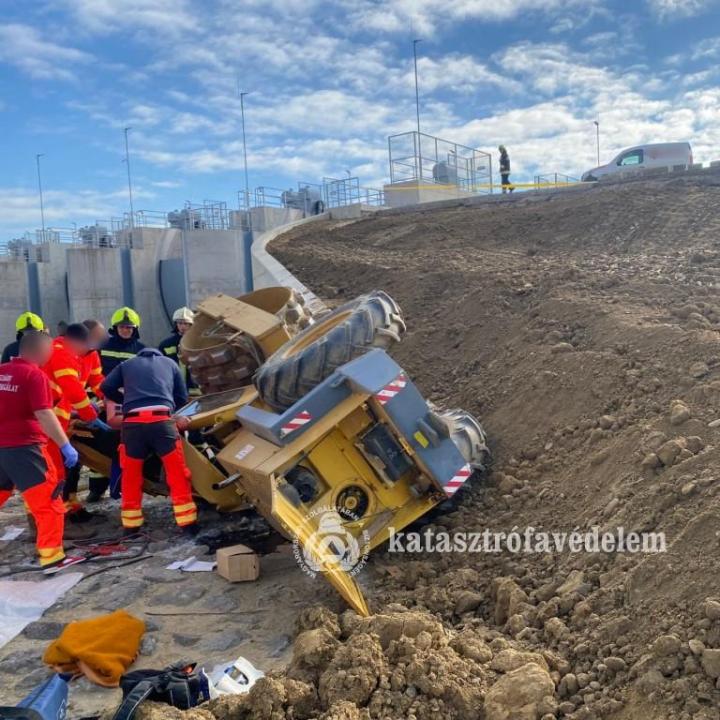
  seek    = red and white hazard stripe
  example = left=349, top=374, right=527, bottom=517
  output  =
left=375, top=373, right=408, bottom=406
left=444, top=464, right=472, bottom=496
left=280, top=410, right=313, bottom=437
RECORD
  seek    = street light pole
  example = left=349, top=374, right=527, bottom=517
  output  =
left=593, top=120, right=600, bottom=166
left=123, top=127, right=135, bottom=227
left=239, top=92, right=251, bottom=223
left=413, top=38, right=422, bottom=181
left=36, top=153, right=46, bottom=242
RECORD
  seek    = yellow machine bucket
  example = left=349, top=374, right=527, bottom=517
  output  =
left=272, top=483, right=370, bottom=617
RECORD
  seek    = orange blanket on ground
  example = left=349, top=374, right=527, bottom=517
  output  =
left=43, top=609, right=145, bottom=687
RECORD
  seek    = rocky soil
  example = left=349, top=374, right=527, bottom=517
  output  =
left=0, top=494, right=338, bottom=717
left=266, top=172, right=720, bottom=719
left=6, top=172, right=720, bottom=720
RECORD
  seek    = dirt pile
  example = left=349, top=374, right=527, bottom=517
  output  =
left=265, top=172, right=720, bottom=719
left=139, top=605, right=560, bottom=720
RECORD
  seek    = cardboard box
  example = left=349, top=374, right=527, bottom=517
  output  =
left=216, top=544, right=260, bottom=582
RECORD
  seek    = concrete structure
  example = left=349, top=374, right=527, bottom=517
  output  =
left=0, top=260, right=30, bottom=348
left=36, top=243, right=71, bottom=333
left=182, top=228, right=248, bottom=308
left=383, top=180, right=474, bottom=208
left=66, top=247, right=124, bottom=328
left=252, top=214, right=328, bottom=316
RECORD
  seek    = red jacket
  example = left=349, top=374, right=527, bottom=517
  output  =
left=43, top=337, right=98, bottom=425
left=81, top=350, right=105, bottom=398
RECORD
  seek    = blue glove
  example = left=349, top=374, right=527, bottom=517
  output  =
left=60, top=442, right=79, bottom=468
left=88, top=418, right=112, bottom=432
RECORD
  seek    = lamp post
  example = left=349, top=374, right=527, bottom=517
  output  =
left=123, top=127, right=135, bottom=227
left=593, top=120, right=600, bottom=166
left=239, top=91, right=251, bottom=222
left=36, top=153, right=46, bottom=242
left=413, top=38, right=422, bottom=181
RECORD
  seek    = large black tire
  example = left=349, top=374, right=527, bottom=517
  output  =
left=255, top=290, right=405, bottom=411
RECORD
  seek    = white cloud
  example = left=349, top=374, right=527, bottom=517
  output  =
left=0, top=24, right=92, bottom=81
left=349, top=0, right=600, bottom=35
left=62, top=0, right=196, bottom=34
left=2, top=186, right=154, bottom=236
left=647, top=0, right=717, bottom=18
left=411, top=55, right=519, bottom=93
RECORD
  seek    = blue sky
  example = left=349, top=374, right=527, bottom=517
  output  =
left=1, top=0, right=719, bottom=242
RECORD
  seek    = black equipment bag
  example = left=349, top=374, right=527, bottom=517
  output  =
left=112, top=661, right=210, bottom=720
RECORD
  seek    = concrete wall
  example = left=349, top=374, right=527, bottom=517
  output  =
left=36, top=243, right=70, bottom=333
left=383, top=180, right=474, bottom=208
left=0, top=260, right=30, bottom=346
left=127, top=227, right=182, bottom=346
left=251, top=215, right=328, bottom=316
left=183, top=228, right=248, bottom=309
left=66, top=247, right=124, bottom=327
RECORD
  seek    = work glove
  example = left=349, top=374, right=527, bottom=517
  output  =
left=60, top=442, right=79, bottom=469
left=88, top=417, right=112, bottom=432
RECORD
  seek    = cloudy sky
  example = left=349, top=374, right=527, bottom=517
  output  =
left=1, top=0, right=719, bottom=241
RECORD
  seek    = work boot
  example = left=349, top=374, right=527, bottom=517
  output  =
left=63, top=523, right=98, bottom=541
left=180, top=523, right=200, bottom=538
left=67, top=508, right=106, bottom=525
left=43, top=554, right=87, bottom=575
left=25, top=513, right=37, bottom=544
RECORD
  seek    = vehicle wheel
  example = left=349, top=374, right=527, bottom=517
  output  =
left=255, top=290, right=405, bottom=410
left=436, top=408, right=490, bottom=471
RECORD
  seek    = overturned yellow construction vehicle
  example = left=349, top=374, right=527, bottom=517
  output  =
left=176, top=287, right=488, bottom=615
left=77, top=287, right=488, bottom=615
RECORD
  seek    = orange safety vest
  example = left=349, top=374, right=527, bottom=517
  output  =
left=81, top=349, right=105, bottom=398
left=43, top=337, right=98, bottom=425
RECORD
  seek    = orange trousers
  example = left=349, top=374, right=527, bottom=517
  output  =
left=120, top=413, right=196, bottom=529
left=0, top=444, right=65, bottom=565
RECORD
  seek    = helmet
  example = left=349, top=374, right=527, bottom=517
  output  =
left=111, top=307, right=141, bottom=328
left=172, top=306, right=195, bottom=324
left=15, top=312, right=44, bottom=333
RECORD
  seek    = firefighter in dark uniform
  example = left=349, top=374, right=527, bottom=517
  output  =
left=100, top=348, right=197, bottom=533
left=90, top=307, right=145, bottom=501
left=499, top=145, right=514, bottom=194
left=158, top=307, right=200, bottom=397
left=2, top=312, right=45, bottom=363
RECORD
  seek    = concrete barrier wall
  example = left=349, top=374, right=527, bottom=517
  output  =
left=36, top=243, right=70, bottom=333
left=66, top=247, right=124, bottom=327
left=0, top=260, right=30, bottom=347
left=251, top=214, right=329, bottom=315
left=184, top=228, right=248, bottom=309
left=128, top=227, right=182, bottom=345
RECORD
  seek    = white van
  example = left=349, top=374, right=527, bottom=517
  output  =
left=581, top=142, right=693, bottom=181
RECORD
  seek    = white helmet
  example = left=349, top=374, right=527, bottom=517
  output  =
left=173, top=306, right=195, bottom=324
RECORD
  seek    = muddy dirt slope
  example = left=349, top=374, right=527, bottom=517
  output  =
left=251, top=172, right=720, bottom=720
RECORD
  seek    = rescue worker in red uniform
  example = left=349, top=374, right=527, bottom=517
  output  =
left=81, top=319, right=108, bottom=398
left=100, top=348, right=197, bottom=533
left=43, top=324, right=109, bottom=511
left=0, top=331, right=79, bottom=568
left=63, top=320, right=111, bottom=514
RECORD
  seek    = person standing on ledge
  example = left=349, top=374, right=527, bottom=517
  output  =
left=499, top=145, right=514, bottom=194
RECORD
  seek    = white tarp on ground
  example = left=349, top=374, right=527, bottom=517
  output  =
left=0, top=573, right=83, bottom=648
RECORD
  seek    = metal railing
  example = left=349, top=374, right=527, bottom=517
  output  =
left=322, top=176, right=384, bottom=208
left=388, top=131, right=493, bottom=194
left=534, top=173, right=580, bottom=188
